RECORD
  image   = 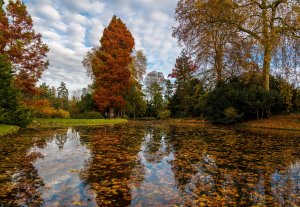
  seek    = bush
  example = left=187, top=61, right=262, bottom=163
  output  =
left=223, top=107, right=243, bottom=124
left=74, top=111, right=103, bottom=119
left=2, top=106, right=32, bottom=127
left=157, top=110, right=171, bottom=119
left=25, top=99, right=70, bottom=118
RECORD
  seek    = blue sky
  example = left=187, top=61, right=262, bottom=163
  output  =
left=10, top=0, right=181, bottom=92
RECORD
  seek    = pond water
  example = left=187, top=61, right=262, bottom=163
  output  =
left=0, top=124, right=299, bottom=206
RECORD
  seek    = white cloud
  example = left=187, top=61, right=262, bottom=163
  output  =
left=34, top=4, right=61, bottom=21
left=19, top=0, right=181, bottom=91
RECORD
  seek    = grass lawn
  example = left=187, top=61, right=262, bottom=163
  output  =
left=0, top=124, right=19, bottom=136
left=30, top=118, right=127, bottom=128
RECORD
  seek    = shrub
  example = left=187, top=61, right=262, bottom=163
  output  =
left=54, top=109, right=70, bottom=118
left=25, top=99, right=70, bottom=118
left=223, top=107, right=243, bottom=124
left=2, top=106, right=32, bottom=127
left=157, top=110, right=171, bottom=119
left=74, top=111, right=103, bottom=119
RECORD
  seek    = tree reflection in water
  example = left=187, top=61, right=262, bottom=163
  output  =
left=80, top=125, right=146, bottom=206
left=166, top=126, right=300, bottom=206
left=0, top=125, right=299, bottom=206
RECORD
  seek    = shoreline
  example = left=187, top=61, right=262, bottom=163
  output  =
left=2, top=115, right=300, bottom=137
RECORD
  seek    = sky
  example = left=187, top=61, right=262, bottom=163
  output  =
left=8, top=0, right=181, bottom=92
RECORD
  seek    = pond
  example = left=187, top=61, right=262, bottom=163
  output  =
left=0, top=124, right=299, bottom=206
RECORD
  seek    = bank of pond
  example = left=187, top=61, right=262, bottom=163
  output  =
left=0, top=123, right=299, bottom=206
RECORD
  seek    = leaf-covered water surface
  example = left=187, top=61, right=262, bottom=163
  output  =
left=0, top=124, right=299, bottom=206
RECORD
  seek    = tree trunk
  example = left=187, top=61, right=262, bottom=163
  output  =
left=263, top=45, right=271, bottom=91
left=215, top=44, right=224, bottom=84
left=109, top=108, right=114, bottom=118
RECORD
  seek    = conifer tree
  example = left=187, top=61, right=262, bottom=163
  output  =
left=84, top=15, right=134, bottom=114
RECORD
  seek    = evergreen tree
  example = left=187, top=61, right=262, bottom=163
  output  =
left=0, top=55, right=31, bottom=127
left=57, top=82, right=69, bottom=110
left=168, top=50, right=196, bottom=116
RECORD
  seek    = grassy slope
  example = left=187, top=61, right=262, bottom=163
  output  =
left=30, top=118, right=127, bottom=128
left=237, top=114, right=300, bottom=135
left=0, top=124, right=19, bottom=136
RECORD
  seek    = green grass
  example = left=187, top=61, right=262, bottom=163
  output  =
left=0, top=124, right=19, bottom=136
left=30, top=118, right=127, bottom=128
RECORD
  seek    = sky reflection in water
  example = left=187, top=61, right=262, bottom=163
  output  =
left=0, top=125, right=299, bottom=206
left=30, top=129, right=97, bottom=206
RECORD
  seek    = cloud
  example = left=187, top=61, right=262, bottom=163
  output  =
left=18, top=0, right=181, bottom=91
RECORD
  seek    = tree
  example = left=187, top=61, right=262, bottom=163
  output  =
left=83, top=15, right=134, bottom=115
left=75, top=86, right=98, bottom=114
left=2, top=0, right=49, bottom=96
left=129, top=50, right=147, bottom=84
left=173, top=0, right=252, bottom=84
left=164, top=79, right=173, bottom=103
left=0, top=0, right=9, bottom=53
left=0, top=55, right=18, bottom=114
left=168, top=50, right=197, bottom=115
left=151, top=82, right=164, bottom=117
left=126, top=49, right=147, bottom=119
left=223, top=0, right=300, bottom=91
left=0, top=55, right=31, bottom=127
left=57, top=82, right=69, bottom=110
left=144, top=71, right=165, bottom=100
left=125, top=84, right=146, bottom=119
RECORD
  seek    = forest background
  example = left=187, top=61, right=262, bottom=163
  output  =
left=1, top=0, right=300, bottom=128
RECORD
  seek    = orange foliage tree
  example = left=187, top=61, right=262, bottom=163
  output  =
left=83, top=15, right=134, bottom=114
left=1, top=0, right=49, bottom=96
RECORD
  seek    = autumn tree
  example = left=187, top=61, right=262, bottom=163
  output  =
left=210, top=0, right=300, bottom=91
left=173, top=0, right=252, bottom=84
left=234, top=0, right=300, bottom=91
left=0, top=0, right=8, bottom=53
left=1, top=0, right=49, bottom=96
left=83, top=15, right=134, bottom=115
left=168, top=50, right=197, bottom=116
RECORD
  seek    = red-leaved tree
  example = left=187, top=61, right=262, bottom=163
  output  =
left=1, top=0, right=49, bottom=96
left=84, top=15, right=134, bottom=114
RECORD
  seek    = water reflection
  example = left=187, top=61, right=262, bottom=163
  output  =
left=165, top=127, right=300, bottom=206
left=129, top=129, right=181, bottom=206
left=30, top=128, right=97, bottom=206
left=0, top=125, right=299, bottom=206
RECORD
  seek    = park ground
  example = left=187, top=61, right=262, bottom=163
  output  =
left=0, top=118, right=127, bottom=136
left=1, top=115, right=300, bottom=136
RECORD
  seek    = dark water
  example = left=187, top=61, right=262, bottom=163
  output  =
left=0, top=124, right=299, bottom=206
